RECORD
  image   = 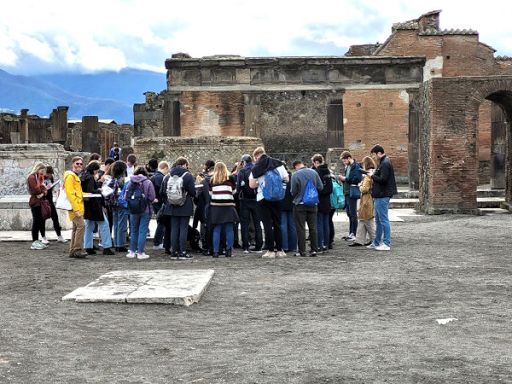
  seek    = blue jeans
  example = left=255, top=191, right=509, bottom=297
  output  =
left=374, top=197, right=391, bottom=246
left=171, top=216, right=189, bottom=253
left=280, top=210, right=297, bottom=252
left=317, top=211, right=330, bottom=248
left=345, top=197, right=358, bottom=235
left=213, top=223, right=234, bottom=253
left=84, top=212, right=112, bottom=249
left=112, top=207, right=129, bottom=248
left=129, top=212, right=151, bottom=253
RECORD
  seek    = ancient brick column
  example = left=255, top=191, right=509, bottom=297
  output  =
left=82, top=116, right=100, bottom=153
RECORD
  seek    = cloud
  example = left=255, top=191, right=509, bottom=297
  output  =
left=0, top=0, right=511, bottom=75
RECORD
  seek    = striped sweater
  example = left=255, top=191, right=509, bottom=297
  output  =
left=209, top=179, right=236, bottom=207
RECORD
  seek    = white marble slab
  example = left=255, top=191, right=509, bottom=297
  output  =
left=63, top=269, right=214, bottom=306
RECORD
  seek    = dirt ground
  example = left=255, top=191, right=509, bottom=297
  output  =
left=1, top=213, right=511, bottom=383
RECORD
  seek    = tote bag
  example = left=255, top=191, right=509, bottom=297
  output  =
left=55, top=183, right=72, bottom=211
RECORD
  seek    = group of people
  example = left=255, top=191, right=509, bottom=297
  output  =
left=27, top=143, right=397, bottom=259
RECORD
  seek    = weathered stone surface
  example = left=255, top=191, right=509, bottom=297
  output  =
left=132, top=136, right=263, bottom=174
left=62, top=269, right=215, bottom=306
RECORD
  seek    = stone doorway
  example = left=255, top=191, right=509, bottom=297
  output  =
left=419, top=77, right=512, bottom=213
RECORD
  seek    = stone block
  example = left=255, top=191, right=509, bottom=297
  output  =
left=62, top=269, right=215, bottom=306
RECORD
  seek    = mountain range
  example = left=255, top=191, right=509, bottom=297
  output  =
left=0, top=68, right=166, bottom=124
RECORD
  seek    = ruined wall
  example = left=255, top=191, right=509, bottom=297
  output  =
left=343, top=88, right=410, bottom=176
left=478, top=100, right=492, bottom=184
left=132, top=136, right=263, bottom=176
left=180, top=91, right=244, bottom=137
left=133, top=92, right=165, bottom=137
left=257, top=90, right=331, bottom=158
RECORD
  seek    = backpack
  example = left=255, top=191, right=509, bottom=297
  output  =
left=104, top=178, right=119, bottom=208
left=166, top=172, right=189, bottom=206
left=239, top=168, right=256, bottom=199
left=127, top=181, right=148, bottom=214
left=302, top=179, right=319, bottom=206
left=262, top=168, right=285, bottom=201
left=330, top=178, right=345, bottom=210
left=117, top=180, right=129, bottom=209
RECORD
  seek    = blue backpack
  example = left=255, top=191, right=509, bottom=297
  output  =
left=262, top=168, right=285, bottom=201
left=330, top=179, right=345, bottom=210
left=302, top=179, right=319, bottom=206
left=126, top=181, right=148, bottom=214
left=117, top=180, right=129, bottom=209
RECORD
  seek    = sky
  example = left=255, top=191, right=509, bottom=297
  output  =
left=1, top=0, right=511, bottom=75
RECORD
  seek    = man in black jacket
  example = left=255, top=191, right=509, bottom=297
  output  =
left=150, top=161, right=169, bottom=250
left=368, top=145, right=397, bottom=251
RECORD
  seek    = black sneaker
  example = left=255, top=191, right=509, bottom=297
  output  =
left=348, top=242, right=363, bottom=247
left=85, top=248, right=96, bottom=255
left=225, top=249, right=232, bottom=258
left=308, top=251, right=317, bottom=257
left=212, top=252, right=219, bottom=258
left=179, top=252, right=192, bottom=260
left=102, top=248, right=115, bottom=255
left=116, top=247, right=128, bottom=252
left=321, top=246, right=328, bottom=253
left=170, top=251, right=179, bottom=260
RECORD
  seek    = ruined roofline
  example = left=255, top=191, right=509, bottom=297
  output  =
left=392, top=9, right=442, bottom=31
left=165, top=55, right=426, bottom=69
left=419, top=28, right=478, bottom=36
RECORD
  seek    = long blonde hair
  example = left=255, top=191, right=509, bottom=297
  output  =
left=29, top=162, right=47, bottom=176
left=211, top=161, right=229, bottom=185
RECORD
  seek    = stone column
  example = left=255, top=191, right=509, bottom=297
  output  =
left=82, top=116, right=100, bottom=153
left=407, top=89, right=420, bottom=190
left=243, top=93, right=261, bottom=137
left=20, top=109, right=29, bottom=144
left=51, top=106, right=69, bottom=144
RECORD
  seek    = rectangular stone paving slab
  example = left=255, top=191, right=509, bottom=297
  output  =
left=62, top=269, right=214, bottom=306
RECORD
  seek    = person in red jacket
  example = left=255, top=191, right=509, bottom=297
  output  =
left=27, top=162, right=49, bottom=250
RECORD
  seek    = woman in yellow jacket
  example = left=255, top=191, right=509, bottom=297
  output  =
left=63, top=156, right=87, bottom=258
left=349, top=156, right=376, bottom=247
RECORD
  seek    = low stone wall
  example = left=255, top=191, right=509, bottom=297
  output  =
left=132, top=136, right=264, bottom=175
left=0, top=195, right=71, bottom=230
left=0, top=144, right=71, bottom=196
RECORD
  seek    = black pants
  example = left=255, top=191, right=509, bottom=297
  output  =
left=346, top=196, right=358, bottom=235
left=293, top=204, right=318, bottom=254
left=161, top=215, right=172, bottom=250
left=31, top=205, right=45, bottom=241
left=48, top=201, right=62, bottom=237
left=240, top=199, right=263, bottom=250
left=258, top=200, right=282, bottom=251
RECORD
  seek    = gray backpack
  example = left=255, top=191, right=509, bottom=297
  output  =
left=166, top=172, right=189, bottom=206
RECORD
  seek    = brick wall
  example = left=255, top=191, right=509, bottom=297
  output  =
left=478, top=100, right=492, bottom=184
left=180, top=91, right=245, bottom=137
left=343, top=89, right=410, bottom=177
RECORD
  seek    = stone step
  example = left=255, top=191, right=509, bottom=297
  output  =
left=390, top=197, right=507, bottom=209
left=394, top=188, right=504, bottom=199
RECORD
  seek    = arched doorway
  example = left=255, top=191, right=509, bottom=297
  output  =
left=419, top=76, right=512, bottom=214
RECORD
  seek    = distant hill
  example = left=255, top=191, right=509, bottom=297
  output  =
left=0, top=68, right=166, bottom=124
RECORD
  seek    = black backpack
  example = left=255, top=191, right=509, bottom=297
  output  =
left=239, top=168, right=256, bottom=199
left=127, top=181, right=148, bottom=214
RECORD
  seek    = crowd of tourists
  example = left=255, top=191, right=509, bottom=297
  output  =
left=26, top=144, right=397, bottom=259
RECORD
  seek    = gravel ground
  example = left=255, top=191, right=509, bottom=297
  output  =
left=1, top=213, right=511, bottom=383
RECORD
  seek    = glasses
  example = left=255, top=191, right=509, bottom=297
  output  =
left=75, top=162, right=83, bottom=166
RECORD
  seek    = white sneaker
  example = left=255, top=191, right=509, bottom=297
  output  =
left=30, top=241, right=46, bottom=250
left=243, top=249, right=250, bottom=254
left=366, top=243, right=378, bottom=249
left=57, top=235, right=68, bottom=243
left=41, top=237, right=49, bottom=245
left=126, top=251, right=136, bottom=259
left=347, top=234, right=356, bottom=242
left=262, top=250, right=276, bottom=258
left=137, top=253, right=150, bottom=260
left=152, top=244, right=164, bottom=250
left=375, top=244, right=391, bottom=251
left=275, top=250, right=287, bottom=258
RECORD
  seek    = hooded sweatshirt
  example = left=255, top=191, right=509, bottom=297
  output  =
left=126, top=174, right=156, bottom=215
